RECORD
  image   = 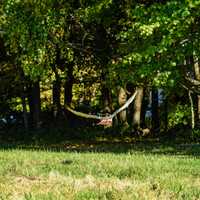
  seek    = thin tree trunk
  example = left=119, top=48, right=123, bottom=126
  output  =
left=197, top=95, right=200, bottom=126
left=28, top=81, right=41, bottom=129
left=64, top=65, right=73, bottom=106
left=118, top=87, right=128, bottom=128
left=100, top=69, right=113, bottom=126
left=186, top=55, right=200, bottom=127
left=52, top=73, right=61, bottom=118
left=101, top=81, right=113, bottom=113
left=188, top=90, right=195, bottom=129
left=21, top=89, right=28, bottom=130
left=133, top=86, right=144, bottom=129
left=100, top=65, right=115, bottom=127
left=19, top=70, right=29, bottom=130
left=164, top=95, right=168, bottom=132
left=33, top=81, right=41, bottom=129
left=27, top=86, right=33, bottom=127
left=141, top=88, right=148, bottom=128
left=95, top=24, right=113, bottom=113
left=152, top=87, right=160, bottom=133
left=193, top=57, right=200, bottom=126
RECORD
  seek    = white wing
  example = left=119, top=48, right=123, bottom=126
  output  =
left=65, top=91, right=137, bottom=120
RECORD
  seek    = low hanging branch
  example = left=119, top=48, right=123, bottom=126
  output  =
left=65, top=91, right=138, bottom=122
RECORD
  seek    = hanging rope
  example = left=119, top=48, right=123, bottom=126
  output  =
left=65, top=91, right=138, bottom=124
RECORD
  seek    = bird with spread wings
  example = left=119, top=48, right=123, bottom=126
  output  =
left=65, top=91, right=137, bottom=125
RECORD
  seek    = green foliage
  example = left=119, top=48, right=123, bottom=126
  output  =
left=192, top=129, right=200, bottom=141
left=115, top=0, right=200, bottom=86
left=168, top=104, right=191, bottom=128
left=3, top=0, right=73, bottom=80
left=1, top=0, right=200, bottom=135
left=78, top=0, right=112, bottom=23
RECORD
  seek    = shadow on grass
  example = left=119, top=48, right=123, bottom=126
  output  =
left=0, top=138, right=200, bottom=157
left=0, top=126, right=200, bottom=156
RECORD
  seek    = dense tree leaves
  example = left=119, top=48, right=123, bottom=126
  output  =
left=3, top=0, right=74, bottom=80
left=1, top=0, right=200, bottom=131
left=115, top=1, right=200, bottom=87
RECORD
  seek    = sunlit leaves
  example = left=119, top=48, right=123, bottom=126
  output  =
left=153, top=71, right=172, bottom=87
left=138, top=22, right=160, bottom=37
left=115, top=0, right=200, bottom=86
left=3, top=0, right=200, bottom=88
left=78, top=0, right=112, bottom=23
left=187, top=0, right=200, bottom=8
left=2, top=0, right=74, bottom=80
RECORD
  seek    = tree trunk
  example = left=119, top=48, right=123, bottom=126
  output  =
left=118, top=87, right=128, bottom=127
left=28, top=81, right=41, bottom=129
left=133, top=87, right=144, bottom=129
left=32, top=81, right=41, bottom=129
left=193, top=57, right=200, bottom=127
left=164, top=95, right=168, bottom=132
left=100, top=79, right=114, bottom=127
left=102, top=86, right=113, bottom=113
left=95, top=24, right=113, bottom=113
left=141, top=89, right=148, bottom=128
left=197, top=95, right=200, bottom=126
left=101, top=82, right=113, bottom=114
left=19, top=70, right=29, bottom=130
left=188, top=90, right=195, bottom=129
left=64, top=65, right=73, bottom=106
left=186, top=55, right=200, bottom=127
left=21, top=89, right=28, bottom=130
left=28, top=86, right=34, bottom=127
left=52, top=73, right=61, bottom=118
left=152, top=87, right=160, bottom=133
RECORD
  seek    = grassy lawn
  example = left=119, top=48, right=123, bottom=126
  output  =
left=0, top=141, right=200, bottom=200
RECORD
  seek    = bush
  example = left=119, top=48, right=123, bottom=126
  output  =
left=191, top=129, right=200, bottom=141
left=168, top=104, right=190, bottom=128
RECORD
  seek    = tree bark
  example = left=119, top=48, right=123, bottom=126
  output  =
left=52, top=72, right=61, bottom=118
left=152, top=87, right=160, bottom=133
left=118, top=87, right=128, bottom=127
left=101, top=78, right=113, bottom=114
left=185, top=55, right=200, bottom=127
left=188, top=90, right=195, bottom=129
left=95, top=24, right=113, bottom=114
left=102, top=86, right=113, bottom=112
left=28, top=86, right=34, bottom=126
left=21, top=90, right=28, bottom=130
left=133, top=87, right=144, bottom=129
left=197, top=95, right=200, bottom=126
left=193, top=57, right=200, bottom=126
left=28, top=81, right=41, bottom=129
left=19, top=69, right=29, bottom=130
left=164, top=95, right=168, bottom=132
left=64, top=65, right=73, bottom=106
left=141, top=89, right=148, bottom=128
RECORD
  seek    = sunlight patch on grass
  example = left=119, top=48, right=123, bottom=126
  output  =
left=5, top=173, right=177, bottom=200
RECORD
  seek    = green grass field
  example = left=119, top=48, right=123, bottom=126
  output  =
left=0, top=141, right=200, bottom=200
